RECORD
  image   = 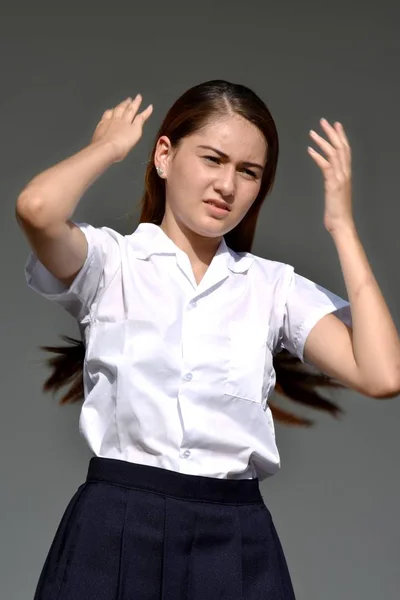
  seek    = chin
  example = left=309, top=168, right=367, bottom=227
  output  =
left=189, top=218, right=233, bottom=239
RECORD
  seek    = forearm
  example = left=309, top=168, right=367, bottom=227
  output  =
left=330, top=222, right=400, bottom=390
left=16, top=140, right=117, bottom=228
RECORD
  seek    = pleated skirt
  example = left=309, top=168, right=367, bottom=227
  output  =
left=33, top=457, right=296, bottom=599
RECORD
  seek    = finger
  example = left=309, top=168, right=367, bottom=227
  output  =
left=124, top=93, right=143, bottom=118
left=334, top=122, right=350, bottom=147
left=125, top=100, right=152, bottom=127
left=309, top=128, right=346, bottom=176
left=114, top=96, right=135, bottom=118
left=137, top=103, right=153, bottom=124
left=334, top=122, right=352, bottom=169
left=332, top=123, right=351, bottom=173
left=319, top=119, right=351, bottom=172
left=100, top=109, right=113, bottom=121
left=307, top=146, right=330, bottom=171
left=308, top=143, right=345, bottom=183
left=94, top=109, right=113, bottom=130
left=309, top=129, right=335, bottom=158
left=319, top=118, right=344, bottom=149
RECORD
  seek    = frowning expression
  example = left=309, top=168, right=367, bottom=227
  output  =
left=155, top=114, right=268, bottom=238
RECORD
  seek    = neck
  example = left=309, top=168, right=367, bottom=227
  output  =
left=160, top=214, right=222, bottom=269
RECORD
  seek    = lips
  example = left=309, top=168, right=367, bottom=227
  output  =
left=204, top=199, right=231, bottom=211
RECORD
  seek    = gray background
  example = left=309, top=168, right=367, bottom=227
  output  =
left=1, top=1, right=399, bottom=598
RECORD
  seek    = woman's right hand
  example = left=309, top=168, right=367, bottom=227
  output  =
left=90, top=94, right=153, bottom=163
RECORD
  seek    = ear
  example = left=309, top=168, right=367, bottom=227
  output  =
left=154, top=136, right=174, bottom=177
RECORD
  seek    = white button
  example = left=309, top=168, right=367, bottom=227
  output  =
left=183, top=450, right=191, bottom=458
left=184, top=373, right=193, bottom=381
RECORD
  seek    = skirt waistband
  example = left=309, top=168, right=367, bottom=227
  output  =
left=86, top=457, right=264, bottom=505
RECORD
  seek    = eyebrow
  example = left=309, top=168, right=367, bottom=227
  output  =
left=196, top=145, right=265, bottom=170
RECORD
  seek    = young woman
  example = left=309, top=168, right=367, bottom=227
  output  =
left=16, top=80, right=400, bottom=599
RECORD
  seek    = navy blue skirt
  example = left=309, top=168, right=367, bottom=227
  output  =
left=33, top=457, right=295, bottom=599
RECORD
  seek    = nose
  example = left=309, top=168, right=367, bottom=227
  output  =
left=214, top=166, right=236, bottom=198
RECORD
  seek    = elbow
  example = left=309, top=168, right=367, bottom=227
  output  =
left=366, top=376, right=400, bottom=399
left=16, top=194, right=47, bottom=228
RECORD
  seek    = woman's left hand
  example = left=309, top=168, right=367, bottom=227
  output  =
left=308, top=118, right=353, bottom=233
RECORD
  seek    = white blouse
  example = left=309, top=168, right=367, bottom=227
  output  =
left=25, top=222, right=352, bottom=481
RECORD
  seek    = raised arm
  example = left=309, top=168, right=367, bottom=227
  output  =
left=16, top=95, right=152, bottom=286
left=304, top=118, right=400, bottom=398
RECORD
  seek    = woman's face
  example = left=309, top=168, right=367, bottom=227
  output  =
left=155, top=114, right=268, bottom=239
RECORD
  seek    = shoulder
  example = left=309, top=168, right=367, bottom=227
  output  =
left=229, top=246, right=295, bottom=284
left=253, top=253, right=294, bottom=279
left=75, top=222, right=146, bottom=258
left=73, top=221, right=125, bottom=246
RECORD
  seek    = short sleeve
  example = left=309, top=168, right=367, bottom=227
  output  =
left=277, top=270, right=352, bottom=363
left=24, top=221, right=121, bottom=322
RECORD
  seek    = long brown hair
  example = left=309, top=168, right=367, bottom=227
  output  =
left=40, top=80, right=346, bottom=426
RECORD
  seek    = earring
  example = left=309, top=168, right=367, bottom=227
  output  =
left=156, top=166, right=164, bottom=177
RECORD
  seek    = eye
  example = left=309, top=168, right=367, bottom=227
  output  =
left=204, top=155, right=221, bottom=164
left=241, top=168, right=257, bottom=179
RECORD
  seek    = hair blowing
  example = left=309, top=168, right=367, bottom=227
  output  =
left=40, top=80, right=346, bottom=427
